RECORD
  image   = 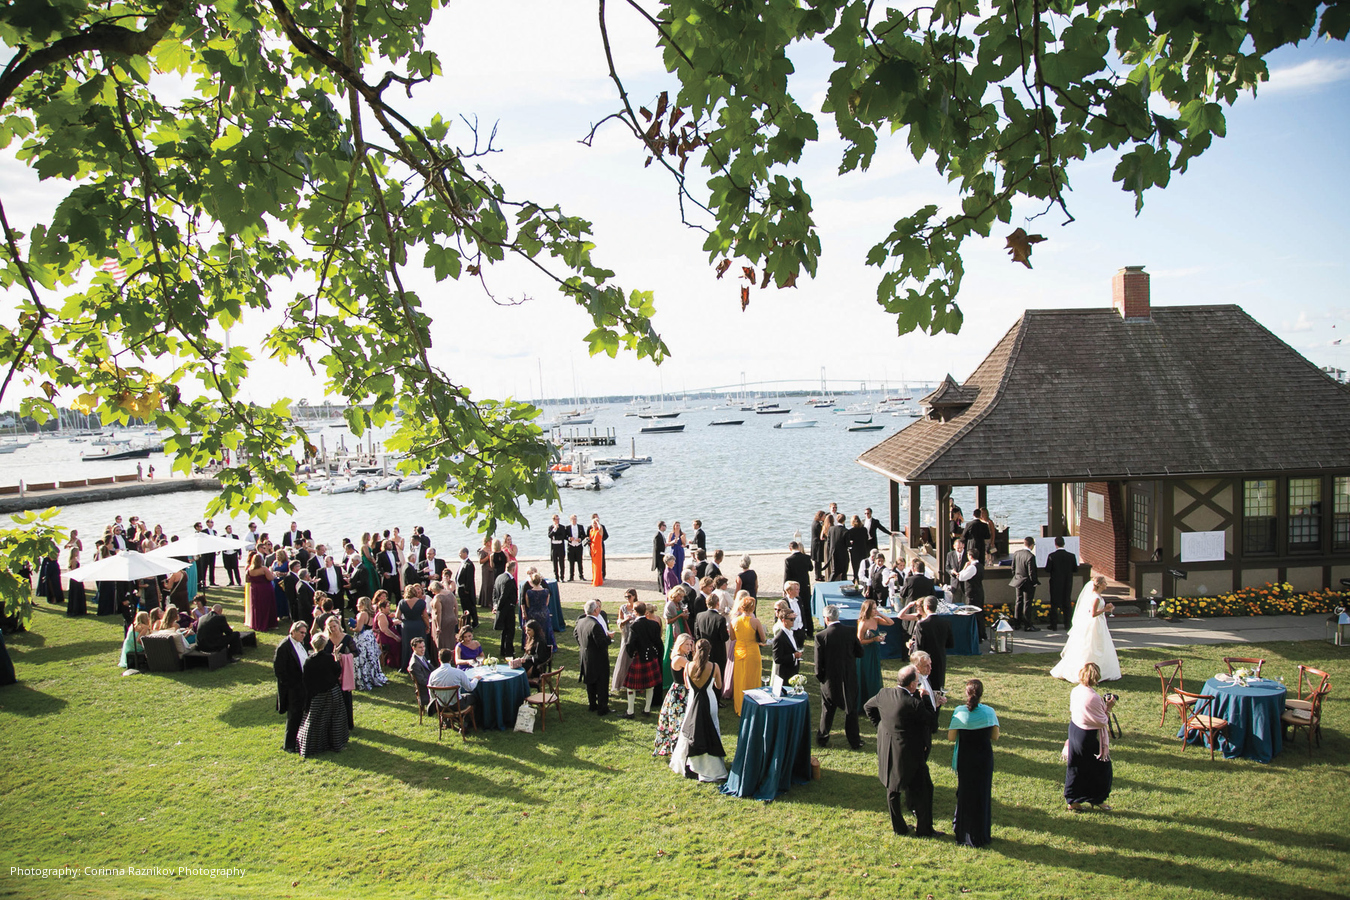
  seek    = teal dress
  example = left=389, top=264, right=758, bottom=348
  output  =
left=855, top=628, right=883, bottom=711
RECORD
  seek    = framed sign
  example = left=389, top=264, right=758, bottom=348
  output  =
left=1180, top=530, right=1226, bottom=562
left=1087, top=492, right=1105, bottom=521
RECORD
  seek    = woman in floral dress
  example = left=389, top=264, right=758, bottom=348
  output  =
left=653, top=633, right=694, bottom=756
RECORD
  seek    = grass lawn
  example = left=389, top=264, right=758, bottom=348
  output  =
left=1, top=590, right=1347, bottom=900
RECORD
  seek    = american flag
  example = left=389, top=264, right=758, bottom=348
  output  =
left=99, top=258, right=127, bottom=282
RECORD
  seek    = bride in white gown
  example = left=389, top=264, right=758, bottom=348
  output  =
left=1049, top=576, right=1121, bottom=682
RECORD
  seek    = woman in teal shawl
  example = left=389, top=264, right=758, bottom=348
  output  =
left=947, top=679, right=1000, bottom=847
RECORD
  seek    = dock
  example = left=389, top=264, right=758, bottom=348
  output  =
left=550, top=427, right=617, bottom=446
left=0, top=474, right=221, bottom=514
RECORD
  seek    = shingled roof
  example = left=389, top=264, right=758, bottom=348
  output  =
left=858, top=305, right=1350, bottom=484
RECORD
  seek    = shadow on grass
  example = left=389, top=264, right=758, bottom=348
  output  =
left=10, top=639, right=117, bottom=665
left=994, top=803, right=1348, bottom=899
left=0, top=681, right=69, bottom=716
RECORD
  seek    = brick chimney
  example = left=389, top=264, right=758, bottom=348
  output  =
left=1112, top=265, right=1150, bottom=320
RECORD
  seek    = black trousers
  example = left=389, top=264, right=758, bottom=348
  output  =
left=499, top=617, right=516, bottom=658
left=550, top=545, right=565, bottom=580
left=567, top=546, right=585, bottom=580
left=1015, top=584, right=1037, bottom=626
left=585, top=678, right=609, bottom=712
left=283, top=697, right=305, bottom=752
left=460, top=593, right=478, bottom=628
left=222, top=554, right=241, bottom=586
left=1048, top=586, right=1073, bottom=629
left=818, top=694, right=861, bottom=748
left=889, top=763, right=934, bottom=835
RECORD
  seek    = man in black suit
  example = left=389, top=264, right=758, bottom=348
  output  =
left=693, top=594, right=729, bottom=693
left=652, top=521, right=667, bottom=589
left=407, top=637, right=436, bottom=711
left=945, top=538, right=966, bottom=605
left=196, top=604, right=243, bottom=657
left=282, top=522, right=301, bottom=548
left=814, top=605, right=862, bottom=748
left=1045, top=536, right=1078, bottom=631
left=454, top=547, right=478, bottom=629
left=574, top=599, right=612, bottom=714
left=1009, top=536, right=1041, bottom=632
left=680, top=569, right=703, bottom=620
left=492, top=567, right=518, bottom=657
left=547, top=514, right=567, bottom=581
left=962, top=508, right=992, bottom=561
left=690, top=519, right=707, bottom=556
left=771, top=603, right=801, bottom=689
left=273, top=620, right=310, bottom=753
left=377, top=539, right=401, bottom=598
left=705, top=549, right=723, bottom=582
left=862, top=507, right=890, bottom=552
left=294, top=570, right=317, bottom=627
left=220, top=525, right=242, bottom=586
left=899, top=560, right=935, bottom=605
left=863, top=665, right=943, bottom=837
left=420, top=548, right=448, bottom=588
left=565, top=515, right=586, bottom=581
left=199, top=518, right=219, bottom=587
left=910, top=597, right=954, bottom=692
left=317, top=555, right=347, bottom=610
left=783, top=540, right=814, bottom=633
left=825, top=514, right=850, bottom=582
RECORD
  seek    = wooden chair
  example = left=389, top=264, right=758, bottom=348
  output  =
left=411, top=675, right=427, bottom=725
left=525, top=667, right=565, bottom=732
left=430, top=685, right=478, bottom=740
left=1175, top=690, right=1229, bottom=760
left=1282, top=685, right=1329, bottom=755
left=1154, top=659, right=1195, bottom=727
left=1292, top=664, right=1331, bottom=702
left=1223, top=657, right=1265, bottom=677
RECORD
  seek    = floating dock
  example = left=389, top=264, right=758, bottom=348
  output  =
left=0, top=475, right=221, bottom=513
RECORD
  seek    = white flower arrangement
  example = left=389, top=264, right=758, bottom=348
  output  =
left=482, top=656, right=500, bottom=668
left=787, top=674, right=807, bottom=693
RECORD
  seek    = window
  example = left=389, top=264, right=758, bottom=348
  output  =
left=1288, top=478, right=1322, bottom=550
left=1131, top=491, right=1151, bottom=551
left=1243, top=480, right=1276, bottom=555
left=1336, top=477, right=1350, bottom=551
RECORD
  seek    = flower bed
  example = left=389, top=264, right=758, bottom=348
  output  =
left=1160, top=583, right=1347, bottom=619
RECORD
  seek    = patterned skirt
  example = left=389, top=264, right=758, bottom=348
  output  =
left=652, top=681, right=688, bottom=756
left=624, top=656, right=661, bottom=691
left=298, top=687, right=350, bottom=758
left=354, top=629, right=388, bottom=690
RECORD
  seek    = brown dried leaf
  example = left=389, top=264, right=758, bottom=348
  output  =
left=466, top=264, right=481, bottom=276
left=1005, top=227, right=1046, bottom=269
left=760, top=267, right=771, bottom=289
left=40, top=381, right=56, bottom=400
left=741, top=266, right=755, bottom=282
left=639, top=106, right=652, bottom=121
left=644, top=157, right=653, bottom=168
left=654, top=90, right=669, bottom=123
left=669, top=107, right=684, bottom=128
left=740, top=285, right=750, bottom=311
left=714, top=259, right=732, bottom=279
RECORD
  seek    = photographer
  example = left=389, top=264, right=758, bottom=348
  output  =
left=1063, top=662, right=1115, bottom=812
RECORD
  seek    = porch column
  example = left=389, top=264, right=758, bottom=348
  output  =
left=1047, top=482, right=1065, bottom=536
left=936, top=485, right=952, bottom=571
left=977, top=484, right=988, bottom=514
left=889, top=479, right=901, bottom=534
left=908, top=483, right=921, bottom=551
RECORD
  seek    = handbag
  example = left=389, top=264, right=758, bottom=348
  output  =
left=513, top=701, right=537, bottom=733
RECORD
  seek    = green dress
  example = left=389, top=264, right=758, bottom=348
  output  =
left=855, top=628, right=883, bottom=711
left=662, top=600, right=687, bottom=690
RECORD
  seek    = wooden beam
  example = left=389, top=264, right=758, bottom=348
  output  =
left=977, top=484, right=988, bottom=513
left=936, top=485, right=952, bottom=569
left=889, top=479, right=900, bottom=534
left=908, top=483, right=921, bottom=549
left=1047, top=482, right=1065, bottom=536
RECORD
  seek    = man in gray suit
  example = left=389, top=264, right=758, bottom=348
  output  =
left=1009, top=536, right=1040, bottom=632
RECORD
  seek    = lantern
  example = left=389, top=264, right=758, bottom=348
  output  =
left=1329, top=607, right=1350, bottom=646
left=1148, top=590, right=1159, bottom=619
left=993, top=615, right=1015, bottom=654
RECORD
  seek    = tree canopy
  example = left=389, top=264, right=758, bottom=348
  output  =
left=0, top=0, right=1343, bottom=528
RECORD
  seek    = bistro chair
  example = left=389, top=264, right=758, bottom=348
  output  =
left=1223, top=657, right=1265, bottom=677
left=1292, top=664, right=1331, bottom=702
left=1281, top=685, right=1329, bottom=755
left=1154, top=659, right=1196, bottom=727
left=411, top=675, right=427, bottom=725
left=1175, top=690, right=1229, bottom=761
left=430, top=685, right=478, bottom=741
left=525, top=667, right=565, bottom=732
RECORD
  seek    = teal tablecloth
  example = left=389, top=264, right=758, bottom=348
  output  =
left=1182, top=677, right=1286, bottom=763
left=469, top=665, right=529, bottom=731
left=722, top=691, right=813, bottom=801
left=544, top=579, right=564, bottom=632
left=810, top=581, right=980, bottom=658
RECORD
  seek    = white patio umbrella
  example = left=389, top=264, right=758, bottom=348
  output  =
left=66, top=550, right=191, bottom=583
left=144, top=533, right=247, bottom=558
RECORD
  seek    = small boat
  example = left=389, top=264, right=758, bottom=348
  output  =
left=638, top=412, right=680, bottom=419
left=709, top=419, right=744, bottom=426
left=847, top=424, right=885, bottom=432
left=640, top=424, right=685, bottom=434
left=561, top=473, right=614, bottom=491
left=0, top=445, right=16, bottom=455
left=756, top=408, right=791, bottom=415
left=83, top=447, right=152, bottom=461
left=395, top=474, right=429, bottom=491
left=322, top=479, right=364, bottom=495
left=591, top=455, right=652, bottom=466
left=774, top=417, right=817, bottom=429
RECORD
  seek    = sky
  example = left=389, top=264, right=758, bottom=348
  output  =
left=2, top=2, right=1349, bottom=407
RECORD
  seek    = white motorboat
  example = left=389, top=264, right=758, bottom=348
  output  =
left=774, top=417, right=817, bottom=429
left=395, top=474, right=429, bottom=492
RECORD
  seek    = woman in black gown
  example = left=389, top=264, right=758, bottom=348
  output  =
left=846, top=515, right=869, bottom=581
left=1063, top=662, right=1114, bottom=811
left=670, top=638, right=727, bottom=782
left=396, top=584, right=428, bottom=671
left=297, top=632, right=350, bottom=758
left=947, top=678, right=1000, bottom=847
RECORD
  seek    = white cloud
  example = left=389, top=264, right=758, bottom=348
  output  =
left=1264, top=58, right=1350, bottom=94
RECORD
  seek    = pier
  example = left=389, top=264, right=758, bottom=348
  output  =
left=550, top=427, right=617, bottom=446
left=0, top=474, right=221, bottom=514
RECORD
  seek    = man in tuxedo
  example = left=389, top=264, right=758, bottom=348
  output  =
left=863, top=665, right=943, bottom=837
left=908, top=650, right=945, bottom=718
left=243, top=522, right=259, bottom=555
left=317, top=555, right=347, bottom=610
left=863, top=507, right=891, bottom=551
left=565, top=515, right=586, bottom=582
left=680, top=569, right=703, bottom=620
left=492, top=566, right=518, bottom=657
left=693, top=550, right=709, bottom=581
left=294, top=567, right=317, bottom=627
left=690, top=519, right=707, bottom=556
left=899, top=560, right=935, bottom=606
left=1045, top=536, right=1078, bottom=631
left=282, top=521, right=302, bottom=548
left=574, top=599, right=612, bottom=714
left=814, top=605, right=862, bottom=748
left=705, top=549, right=723, bottom=582
left=455, top=547, right=478, bottom=629
left=296, top=539, right=315, bottom=570
left=221, top=525, right=242, bottom=586
left=771, top=603, right=802, bottom=689
left=196, top=604, right=243, bottom=657
left=958, top=551, right=986, bottom=642
left=962, top=508, right=992, bottom=561
left=1009, top=536, right=1041, bottom=631
left=825, top=514, right=850, bottom=582
left=781, top=579, right=809, bottom=647
left=198, top=518, right=219, bottom=587
left=420, top=547, right=448, bottom=588
left=911, top=597, right=954, bottom=692
left=946, top=538, right=966, bottom=605
left=783, top=541, right=813, bottom=634
left=273, top=620, right=310, bottom=753
left=407, top=637, right=436, bottom=712
left=693, top=593, right=729, bottom=694
left=377, top=539, right=401, bottom=598
left=547, top=514, right=567, bottom=581
left=652, top=521, right=667, bottom=589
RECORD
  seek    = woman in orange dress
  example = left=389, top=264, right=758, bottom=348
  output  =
left=727, top=590, right=767, bottom=715
left=588, top=514, right=607, bottom=587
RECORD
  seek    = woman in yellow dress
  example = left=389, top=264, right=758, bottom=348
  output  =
left=727, top=590, right=767, bottom=715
